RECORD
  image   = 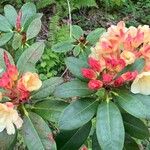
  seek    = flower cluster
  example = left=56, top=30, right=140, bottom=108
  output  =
left=0, top=52, right=42, bottom=134
left=82, top=21, right=150, bottom=95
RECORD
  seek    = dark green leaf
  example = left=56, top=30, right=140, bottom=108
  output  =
left=17, top=42, right=45, bottom=74
left=87, top=28, right=106, bottom=45
left=54, top=79, right=93, bottom=98
left=32, top=77, right=63, bottom=100
left=27, top=18, right=42, bottom=40
left=0, top=15, right=12, bottom=32
left=22, top=112, right=57, bottom=150
left=59, top=98, right=98, bottom=130
left=4, top=5, right=17, bottom=27
left=122, top=113, right=149, bottom=139
left=123, top=134, right=139, bottom=150
left=96, top=101, right=124, bottom=150
left=0, top=32, right=13, bottom=46
left=0, top=130, right=17, bottom=150
left=115, top=89, right=146, bottom=119
left=32, top=99, right=68, bottom=123
left=56, top=121, right=92, bottom=150
left=65, top=57, right=88, bottom=79
left=72, top=25, right=84, bottom=39
left=52, top=41, right=74, bottom=53
left=92, top=131, right=101, bottom=150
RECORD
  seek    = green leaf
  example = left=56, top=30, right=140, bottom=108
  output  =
left=56, top=121, right=92, bottom=150
left=117, top=58, right=145, bottom=77
left=65, top=57, right=88, bottom=80
left=0, top=15, right=12, bottom=32
left=17, top=42, right=45, bottom=74
left=73, top=45, right=81, bottom=56
left=32, top=99, right=68, bottom=123
left=22, top=112, right=57, bottom=150
left=72, top=25, right=84, bottom=39
left=92, top=131, right=101, bottom=150
left=123, top=134, right=139, bottom=150
left=122, top=113, right=149, bottom=139
left=115, top=89, right=146, bottom=119
left=52, top=41, right=74, bottom=53
left=87, top=28, right=106, bottom=45
left=21, top=2, right=37, bottom=27
left=4, top=5, right=17, bottom=27
left=96, top=101, right=124, bottom=150
left=0, top=49, right=14, bottom=70
left=27, top=18, right=42, bottom=40
left=0, top=130, right=17, bottom=149
left=54, top=79, right=93, bottom=98
left=0, top=32, right=13, bottom=46
left=32, top=77, right=63, bottom=100
left=12, top=33, right=22, bottom=50
left=59, top=98, right=98, bottom=130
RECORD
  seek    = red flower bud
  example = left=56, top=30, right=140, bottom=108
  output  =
left=102, top=73, right=113, bottom=84
left=4, top=52, right=11, bottom=68
left=16, top=11, right=22, bottom=32
left=122, top=70, right=138, bottom=81
left=114, top=77, right=124, bottom=87
left=88, top=80, right=103, bottom=90
left=88, top=57, right=101, bottom=72
left=81, top=68, right=97, bottom=79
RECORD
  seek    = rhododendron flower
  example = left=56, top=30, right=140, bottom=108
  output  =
left=88, top=80, right=103, bottom=90
left=0, top=102, right=23, bottom=135
left=114, top=77, right=124, bottom=87
left=131, top=72, right=150, bottom=95
left=102, top=73, right=113, bottom=84
left=81, top=68, right=97, bottom=79
left=120, top=51, right=136, bottom=65
left=88, top=57, right=101, bottom=72
left=122, top=71, right=138, bottom=81
left=18, top=72, right=42, bottom=92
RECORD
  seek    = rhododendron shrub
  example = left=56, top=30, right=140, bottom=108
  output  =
left=0, top=43, right=66, bottom=150
left=54, top=21, right=150, bottom=150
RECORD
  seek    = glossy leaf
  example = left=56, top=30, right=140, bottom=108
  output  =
left=56, top=121, right=92, bottom=150
left=72, top=25, right=84, bottom=39
left=122, top=113, right=149, bottom=139
left=0, top=32, right=13, bottom=46
left=17, top=42, right=45, bottom=74
left=123, top=134, right=139, bottom=150
left=96, top=101, right=124, bottom=150
left=92, top=131, right=101, bottom=150
left=21, top=2, right=36, bottom=27
left=0, top=15, right=12, bottom=32
left=59, top=98, right=98, bottom=130
left=32, top=77, right=63, bottom=100
left=12, top=33, right=22, bottom=50
left=87, top=28, right=106, bottom=45
left=32, top=99, right=68, bottom=123
left=73, top=45, right=81, bottom=56
left=115, top=89, right=146, bottom=119
left=52, top=41, right=74, bottom=53
left=4, top=5, right=17, bottom=26
left=0, top=130, right=17, bottom=149
left=27, top=18, right=42, bottom=40
left=54, top=79, right=93, bottom=98
left=65, top=57, right=88, bottom=79
left=22, top=112, right=57, bottom=150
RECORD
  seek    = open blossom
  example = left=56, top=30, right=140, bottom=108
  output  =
left=131, top=72, right=150, bottom=95
left=18, top=72, right=42, bottom=92
left=0, top=102, right=23, bottom=135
